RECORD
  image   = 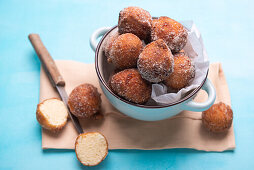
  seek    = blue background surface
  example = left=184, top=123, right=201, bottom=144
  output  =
left=0, top=0, right=254, bottom=169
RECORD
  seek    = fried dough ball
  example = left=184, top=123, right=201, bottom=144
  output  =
left=109, top=33, right=143, bottom=69
left=137, top=39, right=174, bottom=83
left=118, top=6, right=152, bottom=40
left=102, top=31, right=119, bottom=58
left=68, top=84, right=101, bottom=118
left=151, top=16, right=188, bottom=53
left=202, top=102, right=233, bottom=133
left=164, top=52, right=195, bottom=90
left=110, top=69, right=151, bottom=104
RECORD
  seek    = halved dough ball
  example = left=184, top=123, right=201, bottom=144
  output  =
left=36, top=98, right=68, bottom=133
left=75, top=132, right=108, bottom=166
left=68, top=84, right=101, bottom=118
left=202, top=102, right=233, bottom=133
left=137, top=39, right=174, bottom=83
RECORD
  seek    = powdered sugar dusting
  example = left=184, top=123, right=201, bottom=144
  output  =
left=137, top=39, right=174, bottom=83
left=102, top=31, right=119, bottom=58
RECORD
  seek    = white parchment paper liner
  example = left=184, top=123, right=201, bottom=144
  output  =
left=151, top=21, right=209, bottom=105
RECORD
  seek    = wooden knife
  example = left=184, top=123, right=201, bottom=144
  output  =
left=28, top=34, right=84, bottom=134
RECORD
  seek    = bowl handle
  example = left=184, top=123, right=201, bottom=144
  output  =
left=90, top=27, right=111, bottom=52
left=182, top=79, right=216, bottom=112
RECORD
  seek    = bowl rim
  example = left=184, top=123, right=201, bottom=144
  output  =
left=95, top=26, right=208, bottom=109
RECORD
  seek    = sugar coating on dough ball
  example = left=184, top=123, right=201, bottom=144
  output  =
left=109, top=33, right=143, bottom=69
left=151, top=16, right=188, bottom=53
left=202, top=102, right=233, bottom=133
left=110, top=68, right=151, bottom=104
left=137, top=39, right=174, bottom=83
left=118, top=6, right=152, bottom=40
left=102, top=31, right=119, bottom=58
left=68, top=84, right=101, bottom=118
left=164, top=52, right=195, bottom=90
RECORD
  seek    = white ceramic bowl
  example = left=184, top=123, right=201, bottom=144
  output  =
left=90, top=26, right=216, bottom=121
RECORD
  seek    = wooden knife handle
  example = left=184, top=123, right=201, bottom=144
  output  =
left=28, top=34, right=65, bottom=87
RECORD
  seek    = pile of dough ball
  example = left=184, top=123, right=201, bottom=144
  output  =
left=103, top=6, right=195, bottom=104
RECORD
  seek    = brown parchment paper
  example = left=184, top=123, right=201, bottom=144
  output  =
left=39, top=60, right=235, bottom=151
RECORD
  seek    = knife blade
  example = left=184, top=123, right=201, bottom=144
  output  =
left=56, top=86, right=83, bottom=134
left=28, top=33, right=83, bottom=134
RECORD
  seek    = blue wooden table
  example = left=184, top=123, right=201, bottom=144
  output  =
left=1, top=0, right=254, bottom=169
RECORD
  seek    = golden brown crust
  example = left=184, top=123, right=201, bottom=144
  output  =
left=109, top=33, right=143, bottom=70
left=110, top=68, right=152, bottom=104
left=118, top=6, right=152, bottom=40
left=75, top=132, right=108, bottom=166
left=36, top=98, right=67, bottom=133
left=164, top=52, right=195, bottom=90
left=202, top=102, right=233, bottom=133
left=68, top=84, right=101, bottom=118
left=137, top=39, right=174, bottom=83
left=151, top=16, right=188, bottom=53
